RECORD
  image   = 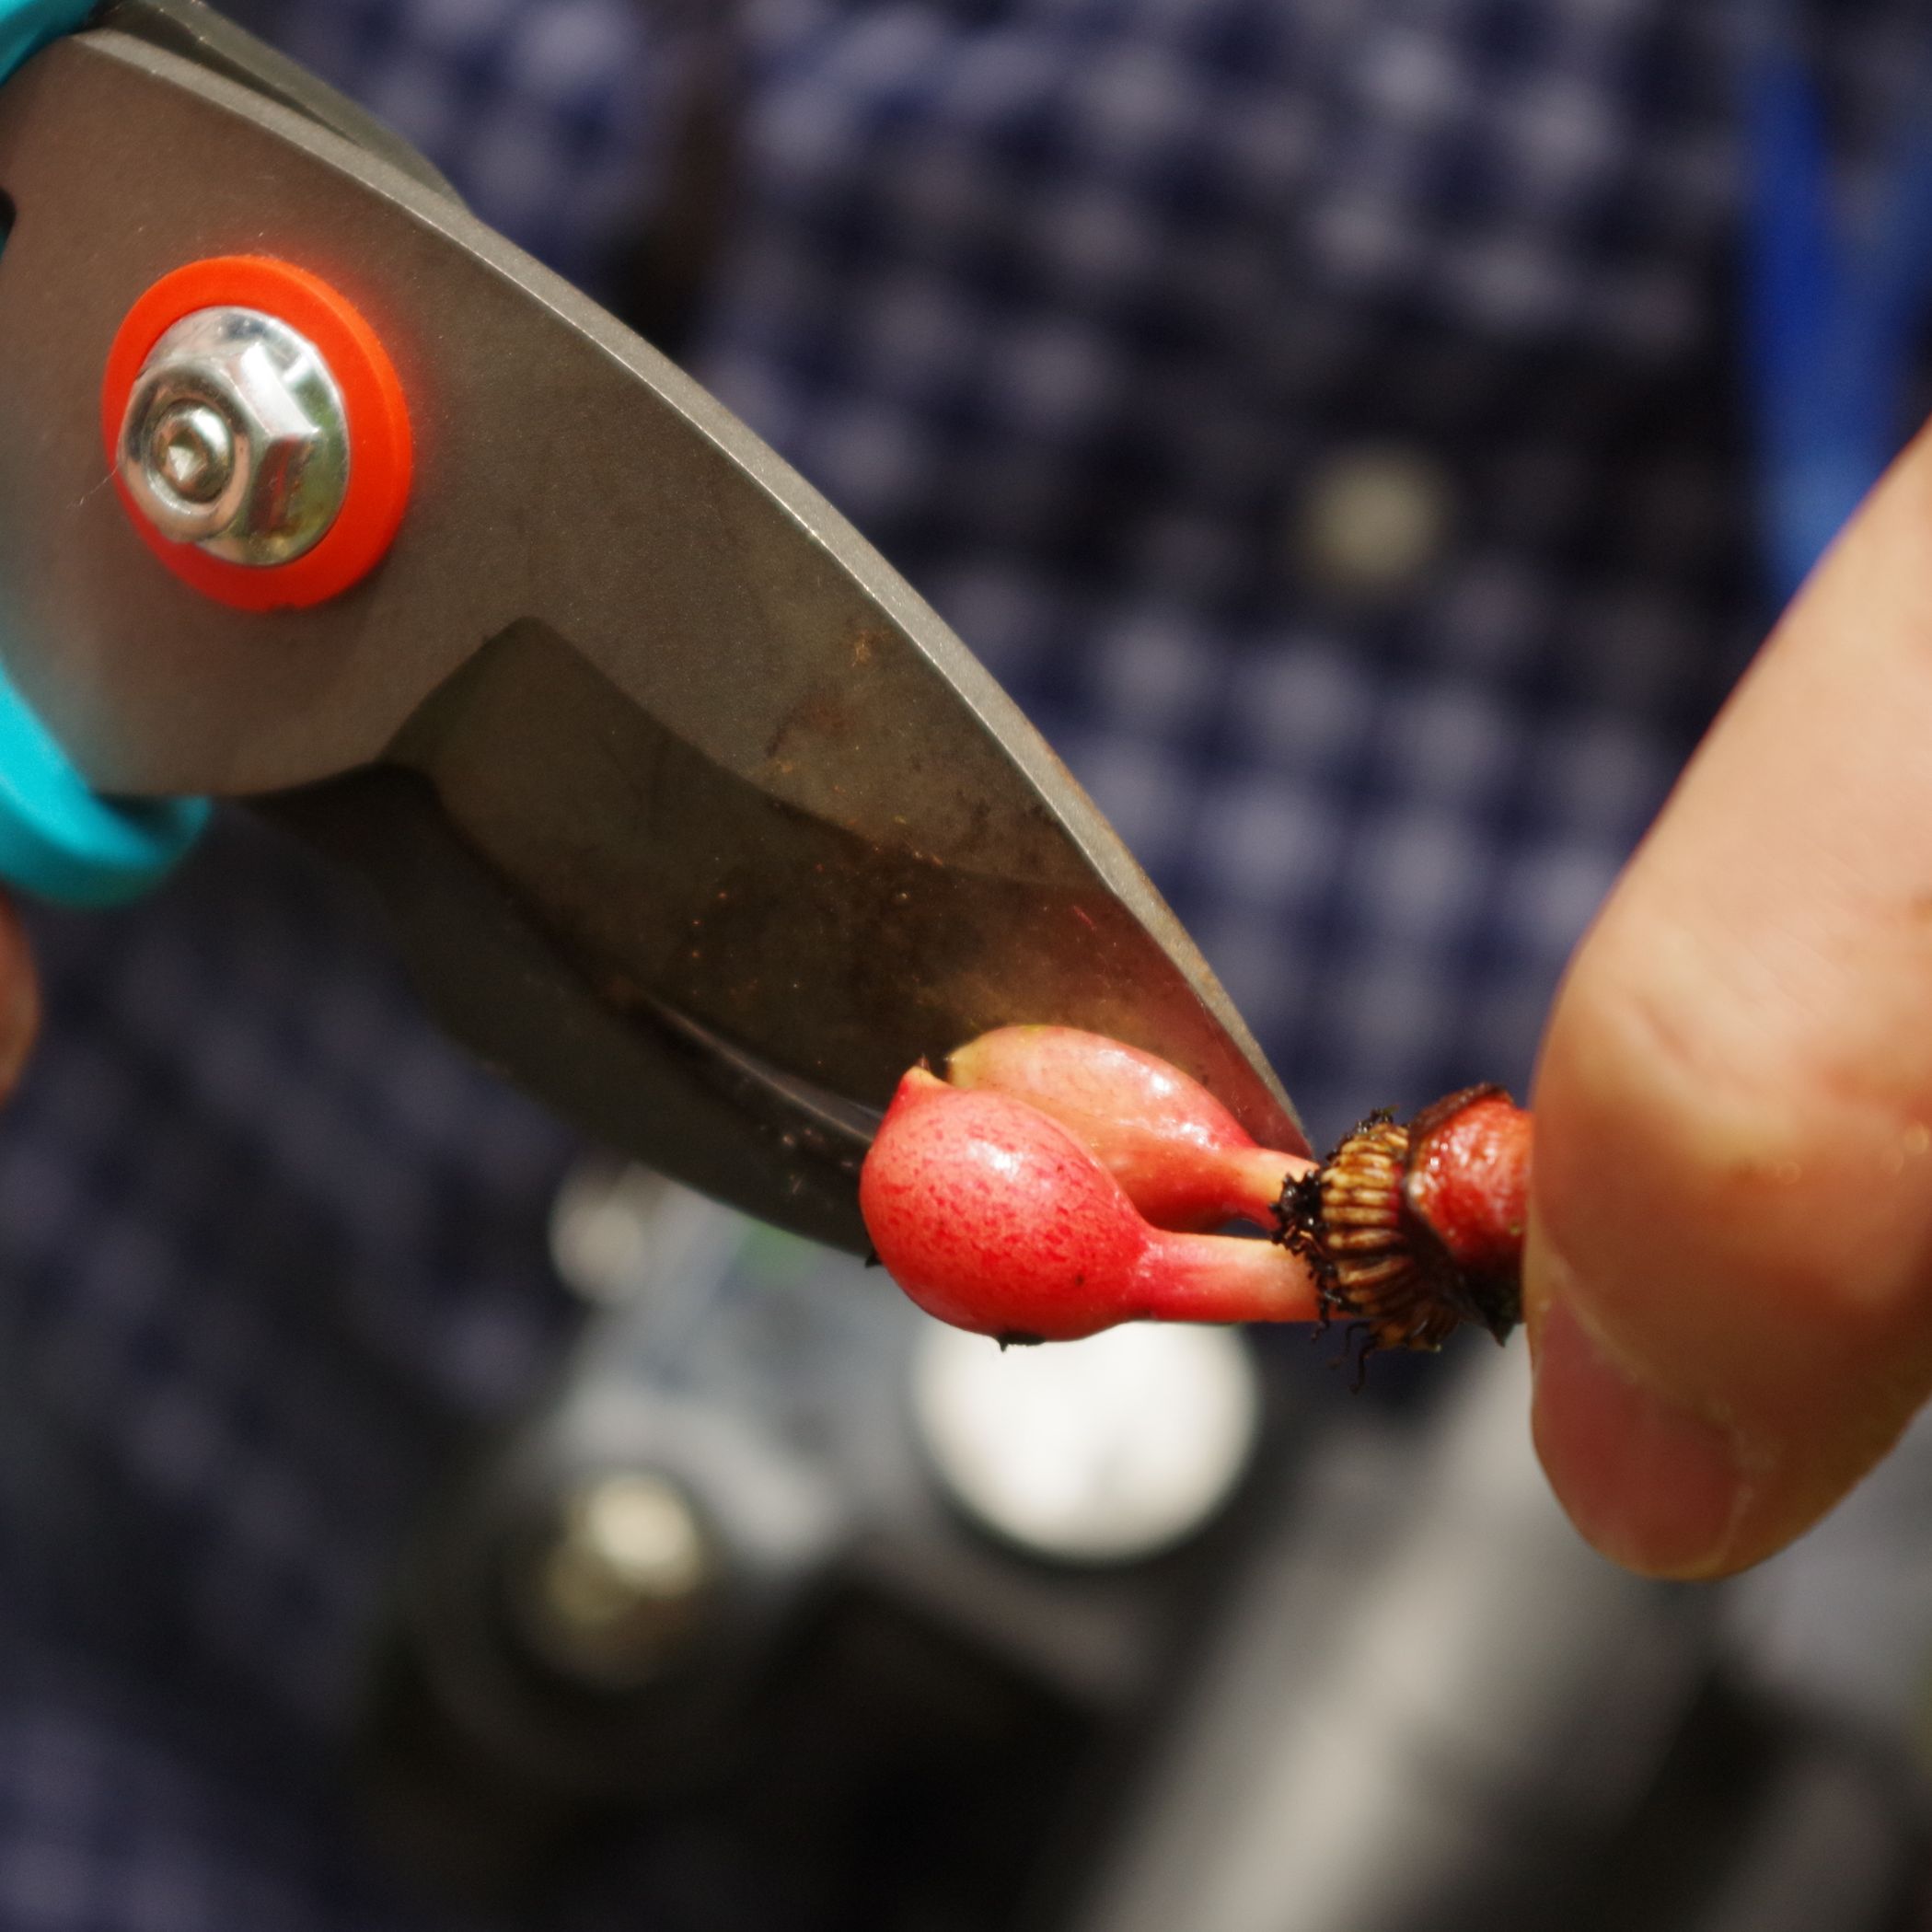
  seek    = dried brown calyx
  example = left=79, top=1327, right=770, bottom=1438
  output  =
left=1275, top=1085, right=1533, bottom=1378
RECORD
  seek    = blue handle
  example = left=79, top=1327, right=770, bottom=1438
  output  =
left=0, top=0, right=211, bottom=908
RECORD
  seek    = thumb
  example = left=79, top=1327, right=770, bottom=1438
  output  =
left=1529, top=421, right=1932, bottom=1579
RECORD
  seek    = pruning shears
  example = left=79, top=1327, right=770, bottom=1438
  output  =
left=0, top=0, right=1303, bottom=1252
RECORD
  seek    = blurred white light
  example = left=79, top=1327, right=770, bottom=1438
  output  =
left=912, top=1320, right=1262, bottom=1564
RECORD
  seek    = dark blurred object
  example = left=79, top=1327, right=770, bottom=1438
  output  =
left=1065, top=1354, right=1927, bottom=1932
left=357, top=1174, right=1268, bottom=1925
left=607, top=6, right=738, bottom=359
left=357, top=1174, right=1929, bottom=1931
left=1568, top=1684, right=1926, bottom=1932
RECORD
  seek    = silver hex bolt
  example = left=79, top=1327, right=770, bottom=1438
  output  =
left=118, top=307, right=351, bottom=568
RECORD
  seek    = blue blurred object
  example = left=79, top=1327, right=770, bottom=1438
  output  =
left=1746, top=0, right=1932, bottom=599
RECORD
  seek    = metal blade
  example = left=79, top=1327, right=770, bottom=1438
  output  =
left=0, top=25, right=1307, bottom=1243
left=94, top=0, right=463, bottom=201
left=378, top=616, right=1302, bottom=1145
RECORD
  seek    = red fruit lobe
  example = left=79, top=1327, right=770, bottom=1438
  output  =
left=946, top=1024, right=1304, bottom=1230
left=861, top=1070, right=1155, bottom=1341
left=1404, top=1089, right=1533, bottom=1279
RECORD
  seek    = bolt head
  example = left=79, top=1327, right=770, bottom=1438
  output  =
left=150, top=401, right=236, bottom=506
left=118, top=307, right=350, bottom=566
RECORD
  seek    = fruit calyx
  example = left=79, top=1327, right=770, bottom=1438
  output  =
left=1277, top=1084, right=1533, bottom=1369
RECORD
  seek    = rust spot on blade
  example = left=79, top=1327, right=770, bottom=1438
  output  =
left=764, top=680, right=857, bottom=765
left=762, top=625, right=896, bottom=764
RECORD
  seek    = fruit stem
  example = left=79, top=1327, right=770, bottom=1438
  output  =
left=1137, top=1227, right=1323, bottom=1326
left=1228, top=1147, right=1314, bottom=1228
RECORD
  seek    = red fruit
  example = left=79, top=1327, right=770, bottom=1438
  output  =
left=1406, top=1088, right=1532, bottom=1284
left=946, top=1024, right=1306, bottom=1230
left=861, top=1028, right=1533, bottom=1376
left=862, top=1069, right=1318, bottom=1343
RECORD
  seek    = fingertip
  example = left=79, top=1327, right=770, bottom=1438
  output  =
left=1522, top=424, right=1932, bottom=1575
left=1526, top=936, right=1861, bottom=1577
left=1528, top=1223, right=1753, bottom=1579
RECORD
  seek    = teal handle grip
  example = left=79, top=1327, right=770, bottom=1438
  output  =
left=0, top=0, right=87, bottom=75
left=0, top=658, right=211, bottom=909
left=0, top=0, right=212, bottom=908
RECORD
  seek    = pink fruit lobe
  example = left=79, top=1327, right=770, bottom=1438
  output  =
left=946, top=1024, right=1303, bottom=1229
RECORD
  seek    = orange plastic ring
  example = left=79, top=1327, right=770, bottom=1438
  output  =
left=101, top=256, right=413, bottom=612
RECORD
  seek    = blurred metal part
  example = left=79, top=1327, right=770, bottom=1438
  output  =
left=384, top=1184, right=849, bottom=1809
left=401, top=1391, right=842, bottom=1806
left=512, top=1471, right=719, bottom=1690
left=361, top=1182, right=1257, bottom=1902
left=912, top=1322, right=1261, bottom=1566
left=1066, top=1345, right=1714, bottom=1932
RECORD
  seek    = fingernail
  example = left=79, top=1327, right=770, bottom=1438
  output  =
left=1531, top=1289, right=1747, bottom=1579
